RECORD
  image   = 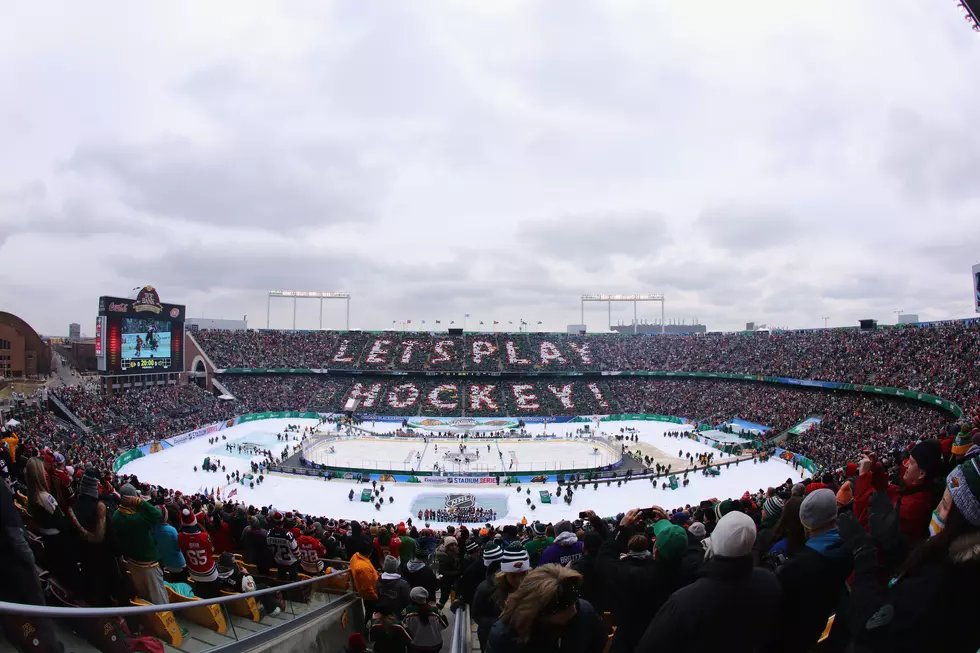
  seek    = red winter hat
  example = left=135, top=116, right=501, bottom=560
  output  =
left=845, top=462, right=857, bottom=477
left=806, top=482, right=828, bottom=494
left=180, top=508, right=197, bottom=527
left=271, top=511, right=283, bottom=523
left=347, top=633, right=367, bottom=653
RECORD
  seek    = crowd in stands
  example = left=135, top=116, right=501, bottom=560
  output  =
left=5, top=386, right=980, bottom=652
left=194, top=320, right=980, bottom=407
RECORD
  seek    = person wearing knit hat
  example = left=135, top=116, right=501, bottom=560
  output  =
left=345, top=632, right=368, bottom=653
left=79, top=468, right=100, bottom=499
left=435, top=535, right=461, bottom=608
left=854, top=444, right=937, bottom=541
left=377, top=554, right=412, bottom=615
left=837, top=481, right=854, bottom=507
left=483, top=541, right=504, bottom=568
left=524, top=521, right=554, bottom=566
left=687, top=522, right=707, bottom=540
left=466, top=538, right=480, bottom=553
left=402, top=586, right=447, bottom=651
left=500, top=542, right=531, bottom=574
left=800, top=488, right=838, bottom=531
left=762, top=496, right=784, bottom=521
left=652, top=520, right=687, bottom=563
left=713, top=499, right=733, bottom=521
left=708, top=511, right=757, bottom=558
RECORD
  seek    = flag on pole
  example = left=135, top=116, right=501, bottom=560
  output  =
left=537, top=321, right=543, bottom=324
left=435, top=320, right=441, bottom=324
left=450, top=320, right=455, bottom=324
left=465, top=313, right=471, bottom=318
left=392, top=320, right=396, bottom=325
left=421, top=320, right=426, bottom=324
left=228, top=488, right=238, bottom=498
left=479, top=321, right=484, bottom=325
left=508, top=321, right=513, bottom=324
left=407, top=319, right=412, bottom=324
left=494, top=321, right=499, bottom=325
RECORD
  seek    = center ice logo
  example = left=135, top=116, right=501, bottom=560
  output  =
left=445, top=493, right=476, bottom=510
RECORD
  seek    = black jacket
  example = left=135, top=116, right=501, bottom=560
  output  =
left=596, top=527, right=682, bottom=653
left=678, top=532, right=706, bottom=588
left=636, top=555, right=781, bottom=653
left=764, top=529, right=851, bottom=653
left=456, top=555, right=486, bottom=606
left=472, top=576, right=502, bottom=651
left=846, top=531, right=980, bottom=653
left=486, top=599, right=606, bottom=653
left=570, top=554, right=604, bottom=613
left=402, top=559, right=438, bottom=599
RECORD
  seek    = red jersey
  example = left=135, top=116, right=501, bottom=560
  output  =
left=178, top=529, right=218, bottom=582
left=373, top=535, right=402, bottom=561
left=297, top=535, right=326, bottom=574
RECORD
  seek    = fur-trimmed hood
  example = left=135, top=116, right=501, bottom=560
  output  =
left=949, top=532, right=980, bottom=564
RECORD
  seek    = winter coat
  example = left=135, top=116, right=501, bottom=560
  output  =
left=403, top=559, right=439, bottom=598
left=472, top=577, right=503, bottom=651
left=417, top=534, right=436, bottom=557
left=153, top=522, right=185, bottom=571
left=846, top=531, right=980, bottom=653
left=398, top=535, right=417, bottom=565
left=678, top=532, right=706, bottom=588
left=523, top=536, right=553, bottom=566
left=854, top=470, right=933, bottom=543
left=763, top=528, right=852, bottom=653
left=435, top=545, right=460, bottom=583
left=635, top=555, right=781, bottom=653
left=367, top=616, right=412, bottom=653
left=241, top=526, right=276, bottom=569
left=570, top=554, right=605, bottom=613
left=455, top=555, right=486, bottom=605
left=350, top=552, right=380, bottom=601
left=486, top=598, right=606, bottom=653
left=111, top=499, right=162, bottom=563
left=537, top=531, right=584, bottom=567
left=402, top=603, right=448, bottom=649
left=596, top=528, right=682, bottom=653
left=345, top=523, right=372, bottom=560
left=376, top=572, right=412, bottom=615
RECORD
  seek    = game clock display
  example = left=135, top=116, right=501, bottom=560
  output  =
left=98, top=287, right=185, bottom=375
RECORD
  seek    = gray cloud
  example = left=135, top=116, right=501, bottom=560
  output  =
left=64, top=136, right=387, bottom=232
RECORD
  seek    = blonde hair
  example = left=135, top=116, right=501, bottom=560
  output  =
left=498, top=564, right=582, bottom=644
left=26, top=457, right=50, bottom=506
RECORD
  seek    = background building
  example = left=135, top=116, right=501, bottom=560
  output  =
left=69, top=322, right=81, bottom=340
left=0, top=312, right=52, bottom=377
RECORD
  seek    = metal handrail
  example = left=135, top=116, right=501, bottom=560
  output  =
left=450, top=603, right=470, bottom=653
left=0, top=568, right=349, bottom=618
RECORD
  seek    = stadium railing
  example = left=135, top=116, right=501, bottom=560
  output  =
left=451, top=603, right=471, bottom=653
left=0, top=567, right=358, bottom=653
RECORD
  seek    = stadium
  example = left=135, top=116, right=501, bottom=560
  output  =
left=7, top=4, right=980, bottom=653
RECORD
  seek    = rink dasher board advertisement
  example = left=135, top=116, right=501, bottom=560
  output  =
left=421, top=476, right=497, bottom=484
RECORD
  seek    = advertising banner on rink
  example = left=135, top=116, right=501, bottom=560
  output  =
left=421, top=476, right=497, bottom=485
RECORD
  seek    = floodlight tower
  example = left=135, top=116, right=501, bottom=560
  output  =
left=267, top=290, right=351, bottom=330
left=580, top=294, right=665, bottom=333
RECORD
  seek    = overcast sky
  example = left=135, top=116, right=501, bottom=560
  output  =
left=3, top=1, right=980, bottom=336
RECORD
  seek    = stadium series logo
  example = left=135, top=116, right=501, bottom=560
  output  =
left=451, top=418, right=477, bottom=428
left=133, top=285, right=163, bottom=314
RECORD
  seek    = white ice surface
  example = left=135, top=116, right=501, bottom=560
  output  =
left=120, top=418, right=800, bottom=525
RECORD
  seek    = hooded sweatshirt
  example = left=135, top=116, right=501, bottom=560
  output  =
left=537, top=531, right=584, bottom=567
left=404, top=559, right=439, bottom=598
left=376, top=571, right=412, bottom=615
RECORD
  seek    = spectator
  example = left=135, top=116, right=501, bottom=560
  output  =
left=537, top=520, right=583, bottom=567
left=241, top=516, right=275, bottom=574
left=112, top=483, right=167, bottom=604
left=403, top=547, right=439, bottom=599
left=376, top=555, right=412, bottom=616
left=636, top=511, right=781, bottom=653
left=523, top=521, right=553, bottom=566
left=67, top=466, right=117, bottom=604
left=368, top=600, right=412, bottom=653
left=473, top=543, right=528, bottom=650
left=435, top=536, right=460, bottom=608
left=402, top=587, right=448, bottom=653
left=154, top=505, right=186, bottom=583
left=597, top=507, right=686, bottom=653
left=678, top=521, right=707, bottom=587
left=570, top=533, right=606, bottom=613
left=351, top=537, right=380, bottom=613
left=854, top=439, right=942, bottom=543
left=486, top=564, right=606, bottom=653
left=764, top=488, right=852, bottom=653
left=838, top=458, right=980, bottom=652
left=752, top=494, right=784, bottom=565
left=762, top=496, right=805, bottom=569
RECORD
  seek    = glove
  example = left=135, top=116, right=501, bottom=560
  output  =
left=837, top=511, right=876, bottom=559
left=449, top=599, right=464, bottom=614
left=868, top=489, right=899, bottom=548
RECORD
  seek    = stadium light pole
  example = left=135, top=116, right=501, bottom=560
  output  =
left=267, top=291, right=351, bottom=330
left=581, top=294, right=665, bottom=334
left=822, top=317, right=829, bottom=328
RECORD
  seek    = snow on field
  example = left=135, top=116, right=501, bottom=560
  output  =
left=119, top=418, right=799, bottom=525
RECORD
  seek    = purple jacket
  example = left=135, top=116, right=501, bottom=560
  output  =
left=537, top=531, right=584, bottom=567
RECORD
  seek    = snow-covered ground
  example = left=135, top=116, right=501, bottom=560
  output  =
left=119, top=418, right=800, bottom=525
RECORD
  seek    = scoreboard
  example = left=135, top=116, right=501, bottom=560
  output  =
left=97, top=286, right=185, bottom=375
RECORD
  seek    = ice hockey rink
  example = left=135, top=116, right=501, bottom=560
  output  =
left=118, top=417, right=799, bottom=525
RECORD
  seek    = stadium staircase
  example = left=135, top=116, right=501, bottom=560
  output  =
left=47, top=394, right=90, bottom=434
left=1, top=567, right=367, bottom=653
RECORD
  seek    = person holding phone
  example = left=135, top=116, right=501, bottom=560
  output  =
left=594, top=507, right=687, bottom=653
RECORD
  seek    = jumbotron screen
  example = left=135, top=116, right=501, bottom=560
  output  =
left=98, top=286, right=185, bottom=374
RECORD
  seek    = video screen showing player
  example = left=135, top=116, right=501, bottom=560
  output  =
left=121, top=317, right=172, bottom=360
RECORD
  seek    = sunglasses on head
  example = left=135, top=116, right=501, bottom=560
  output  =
left=544, top=580, right=580, bottom=614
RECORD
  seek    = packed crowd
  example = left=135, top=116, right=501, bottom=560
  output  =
left=194, top=320, right=980, bottom=406
left=5, top=390, right=980, bottom=652
left=53, top=383, right=239, bottom=441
